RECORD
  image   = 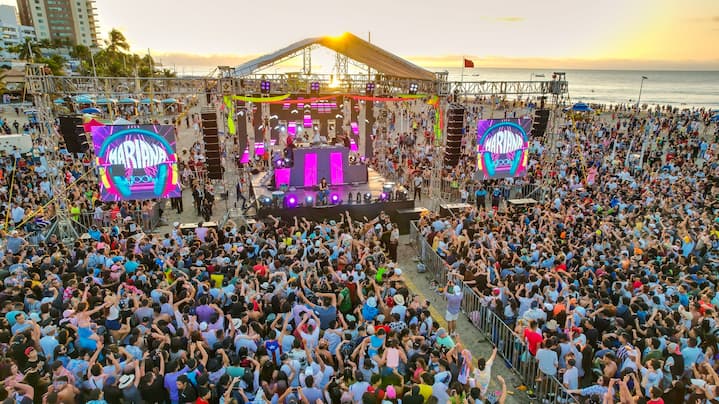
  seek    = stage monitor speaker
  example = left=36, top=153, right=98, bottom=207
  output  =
left=532, top=109, right=550, bottom=137
left=58, top=115, right=88, bottom=153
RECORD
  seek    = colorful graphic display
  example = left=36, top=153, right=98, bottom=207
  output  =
left=92, top=125, right=180, bottom=201
left=476, top=119, right=531, bottom=180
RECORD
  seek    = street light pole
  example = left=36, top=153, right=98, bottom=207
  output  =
left=636, top=76, right=648, bottom=111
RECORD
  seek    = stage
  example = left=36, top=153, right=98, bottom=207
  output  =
left=250, top=167, right=417, bottom=232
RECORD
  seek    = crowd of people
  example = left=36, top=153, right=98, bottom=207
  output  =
left=0, top=202, right=510, bottom=404
left=0, top=93, right=717, bottom=404
left=412, top=101, right=719, bottom=403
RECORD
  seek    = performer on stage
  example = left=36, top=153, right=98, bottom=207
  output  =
left=318, top=177, right=329, bottom=204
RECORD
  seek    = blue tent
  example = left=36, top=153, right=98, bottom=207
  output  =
left=73, top=96, right=94, bottom=104
left=96, top=98, right=117, bottom=105
left=53, top=98, right=65, bottom=104
left=80, top=107, right=102, bottom=114
left=140, top=98, right=160, bottom=104
left=161, top=98, right=177, bottom=104
left=118, top=97, right=139, bottom=104
left=565, top=102, right=593, bottom=112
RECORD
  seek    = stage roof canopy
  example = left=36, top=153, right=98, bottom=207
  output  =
left=233, top=32, right=435, bottom=81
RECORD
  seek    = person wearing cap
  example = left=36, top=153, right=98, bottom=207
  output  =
left=443, top=281, right=463, bottom=335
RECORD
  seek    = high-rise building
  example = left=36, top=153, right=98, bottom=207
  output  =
left=16, top=0, right=99, bottom=47
left=0, top=4, right=36, bottom=59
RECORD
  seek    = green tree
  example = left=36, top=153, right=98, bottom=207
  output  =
left=36, top=54, right=66, bottom=75
left=10, top=38, right=42, bottom=61
left=105, top=29, right=129, bottom=54
left=70, top=44, right=91, bottom=60
left=160, top=68, right=177, bottom=78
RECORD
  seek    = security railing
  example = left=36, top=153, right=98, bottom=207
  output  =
left=437, top=180, right=546, bottom=205
left=410, top=221, right=578, bottom=404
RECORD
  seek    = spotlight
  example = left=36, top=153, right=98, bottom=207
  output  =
left=347, top=192, right=353, bottom=204
left=408, top=83, right=419, bottom=95
left=330, top=194, right=340, bottom=204
left=310, top=81, right=320, bottom=95
left=284, top=194, right=298, bottom=208
left=379, top=192, right=388, bottom=201
left=259, top=195, right=272, bottom=207
left=260, top=80, right=271, bottom=94
left=356, top=192, right=362, bottom=204
left=305, top=195, right=314, bottom=206
left=365, top=82, right=375, bottom=95
left=364, top=192, right=372, bottom=203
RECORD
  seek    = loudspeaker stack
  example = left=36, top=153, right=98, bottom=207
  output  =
left=58, top=115, right=88, bottom=153
left=444, top=104, right=465, bottom=167
left=202, top=110, right=223, bottom=180
left=532, top=109, right=550, bottom=137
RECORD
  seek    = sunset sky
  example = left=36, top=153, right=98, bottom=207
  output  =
left=3, top=0, right=718, bottom=70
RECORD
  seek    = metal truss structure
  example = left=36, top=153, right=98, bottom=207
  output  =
left=24, top=64, right=570, bottom=217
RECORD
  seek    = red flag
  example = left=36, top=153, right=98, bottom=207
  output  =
left=463, top=58, right=474, bottom=68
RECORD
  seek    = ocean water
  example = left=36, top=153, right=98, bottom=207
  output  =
left=180, top=65, right=719, bottom=109
left=440, top=68, right=719, bottom=109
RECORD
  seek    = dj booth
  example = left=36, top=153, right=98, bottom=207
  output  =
left=275, top=145, right=368, bottom=187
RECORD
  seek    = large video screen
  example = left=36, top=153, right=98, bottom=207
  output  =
left=476, top=119, right=531, bottom=180
left=92, top=125, right=181, bottom=201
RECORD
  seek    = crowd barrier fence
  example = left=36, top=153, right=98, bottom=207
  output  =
left=410, top=221, right=578, bottom=404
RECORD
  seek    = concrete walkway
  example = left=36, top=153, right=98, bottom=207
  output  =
left=395, top=234, right=529, bottom=403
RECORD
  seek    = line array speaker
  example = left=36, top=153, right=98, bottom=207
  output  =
left=444, top=104, right=465, bottom=167
left=58, top=115, right=88, bottom=153
left=532, top=109, right=550, bottom=137
left=202, top=111, right=223, bottom=179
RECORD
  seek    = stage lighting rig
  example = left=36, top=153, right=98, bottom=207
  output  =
left=365, top=82, right=376, bottom=95
left=260, top=80, right=271, bottom=94
left=310, top=81, right=320, bottom=95
left=408, top=83, right=419, bottom=95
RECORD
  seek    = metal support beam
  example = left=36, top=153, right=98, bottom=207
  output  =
left=302, top=48, right=312, bottom=75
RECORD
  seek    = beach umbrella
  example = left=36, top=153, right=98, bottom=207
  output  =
left=140, top=98, right=160, bottom=104
left=80, top=107, right=102, bottom=114
left=83, top=118, right=104, bottom=133
left=73, top=96, right=94, bottom=104
left=568, top=102, right=593, bottom=112
left=53, top=98, right=65, bottom=104
left=118, top=97, right=139, bottom=104
left=161, top=98, right=177, bottom=104
left=96, top=98, right=117, bottom=105
left=711, top=114, right=719, bottom=122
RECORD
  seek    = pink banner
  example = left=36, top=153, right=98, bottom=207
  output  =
left=304, top=153, right=318, bottom=187
left=275, top=168, right=291, bottom=187
left=330, top=152, right=344, bottom=184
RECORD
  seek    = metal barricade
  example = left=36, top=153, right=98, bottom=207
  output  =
left=410, top=219, right=578, bottom=404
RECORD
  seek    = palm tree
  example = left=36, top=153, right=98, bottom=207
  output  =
left=10, top=38, right=42, bottom=61
left=105, top=29, right=129, bottom=54
left=70, top=44, right=91, bottom=61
